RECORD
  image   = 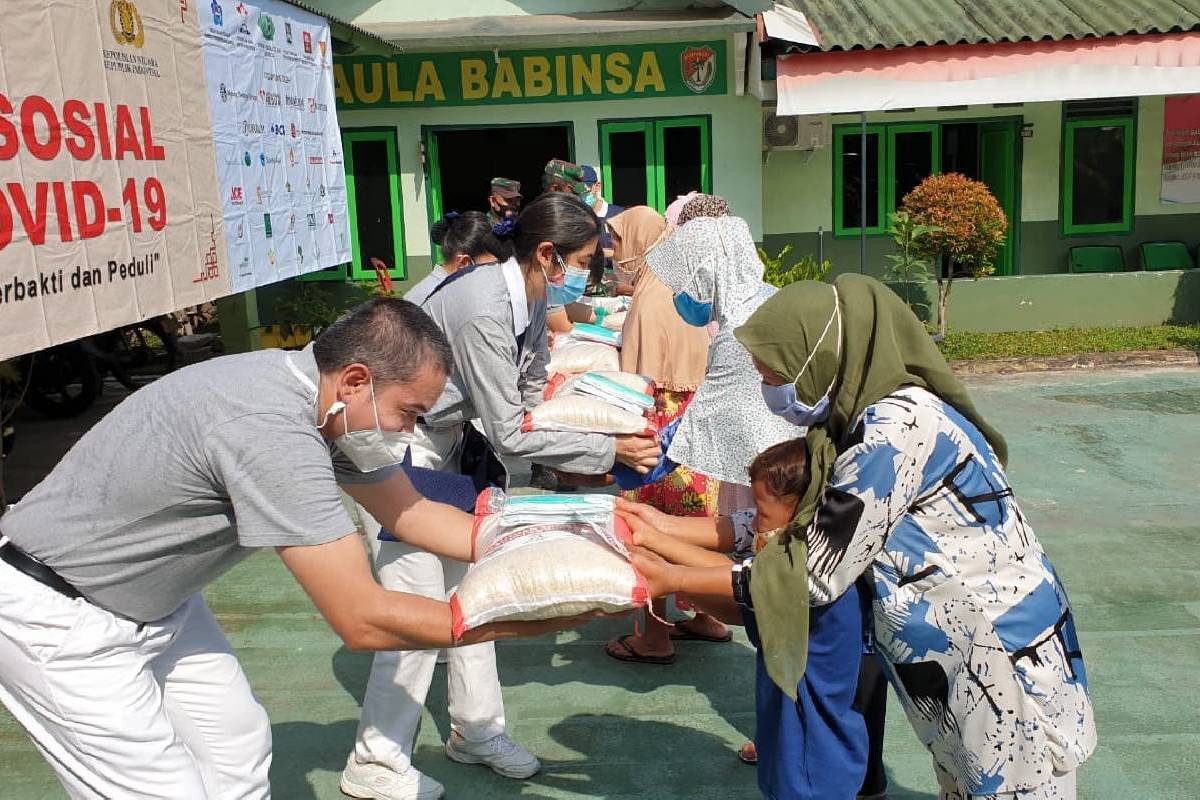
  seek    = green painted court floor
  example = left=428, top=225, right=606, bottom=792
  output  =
left=3, top=366, right=1199, bottom=799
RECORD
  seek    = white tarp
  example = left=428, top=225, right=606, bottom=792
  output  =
left=0, top=0, right=350, bottom=360
left=776, top=33, right=1200, bottom=117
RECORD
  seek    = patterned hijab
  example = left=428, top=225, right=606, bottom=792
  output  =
left=610, top=207, right=709, bottom=391
left=643, top=216, right=796, bottom=484
left=676, top=194, right=730, bottom=226
left=733, top=273, right=1008, bottom=700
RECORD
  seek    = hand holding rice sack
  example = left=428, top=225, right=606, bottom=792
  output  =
left=450, top=489, right=649, bottom=639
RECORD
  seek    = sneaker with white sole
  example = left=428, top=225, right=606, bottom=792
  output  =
left=444, top=731, right=541, bottom=779
left=339, top=754, right=445, bottom=800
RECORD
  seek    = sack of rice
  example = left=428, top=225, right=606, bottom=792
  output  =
left=600, top=310, right=627, bottom=331
left=558, top=322, right=622, bottom=349
left=522, top=395, right=653, bottom=435
left=451, top=488, right=647, bottom=639
left=544, top=370, right=655, bottom=402
left=547, top=341, right=620, bottom=376
left=587, top=296, right=630, bottom=314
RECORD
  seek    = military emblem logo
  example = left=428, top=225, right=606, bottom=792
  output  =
left=680, top=46, right=716, bottom=94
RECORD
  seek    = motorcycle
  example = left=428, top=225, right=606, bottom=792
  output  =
left=0, top=318, right=180, bottom=421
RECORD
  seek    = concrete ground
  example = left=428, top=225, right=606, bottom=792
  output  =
left=2, top=366, right=1199, bottom=799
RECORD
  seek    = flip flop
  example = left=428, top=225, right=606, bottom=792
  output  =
left=669, top=620, right=733, bottom=643
left=738, top=741, right=758, bottom=765
left=605, top=634, right=676, bottom=665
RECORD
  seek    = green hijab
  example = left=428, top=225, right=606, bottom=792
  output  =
left=733, top=273, right=1007, bottom=700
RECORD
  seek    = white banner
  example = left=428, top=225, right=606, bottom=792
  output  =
left=201, top=0, right=350, bottom=291
left=0, top=0, right=351, bottom=360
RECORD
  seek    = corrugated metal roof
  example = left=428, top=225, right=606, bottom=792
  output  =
left=778, top=0, right=1200, bottom=50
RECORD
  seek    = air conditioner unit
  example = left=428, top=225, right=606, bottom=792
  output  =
left=762, top=109, right=830, bottom=151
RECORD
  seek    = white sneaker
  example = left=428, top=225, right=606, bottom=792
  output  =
left=444, top=731, right=541, bottom=779
left=339, top=754, right=445, bottom=800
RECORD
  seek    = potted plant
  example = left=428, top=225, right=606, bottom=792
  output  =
left=900, top=173, right=1006, bottom=339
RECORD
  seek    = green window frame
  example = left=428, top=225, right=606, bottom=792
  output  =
left=833, top=124, right=886, bottom=237
left=304, top=128, right=406, bottom=282
left=1061, top=117, right=1136, bottom=235
left=599, top=115, right=712, bottom=212
left=886, top=122, right=941, bottom=212
left=834, top=123, right=943, bottom=238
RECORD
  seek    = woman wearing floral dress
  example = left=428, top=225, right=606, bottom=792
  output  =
left=600, top=206, right=725, bottom=664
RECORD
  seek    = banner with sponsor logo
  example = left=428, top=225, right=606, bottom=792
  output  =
left=203, top=0, right=350, bottom=292
left=0, top=0, right=349, bottom=360
left=334, top=41, right=727, bottom=109
left=1161, top=94, right=1200, bottom=205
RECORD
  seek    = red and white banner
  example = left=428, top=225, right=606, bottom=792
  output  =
left=1161, top=94, right=1200, bottom=205
left=0, top=0, right=349, bottom=360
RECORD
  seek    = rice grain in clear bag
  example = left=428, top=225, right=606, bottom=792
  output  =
left=450, top=489, right=647, bottom=639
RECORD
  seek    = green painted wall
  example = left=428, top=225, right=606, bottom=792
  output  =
left=761, top=97, right=1200, bottom=281
left=930, top=270, right=1200, bottom=332
left=760, top=95, right=1200, bottom=333
left=335, top=48, right=761, bottom=295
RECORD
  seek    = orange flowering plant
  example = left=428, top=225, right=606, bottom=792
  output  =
left=901, top=173, right=1007, bottom=337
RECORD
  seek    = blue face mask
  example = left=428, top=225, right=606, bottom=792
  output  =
left=672, top=291, right=713, bottom=327
left=545, top=254, right=589, bottom=306
left=583, top=191, right=598, bottom=208
left=760, top=286, right=842, bottom=428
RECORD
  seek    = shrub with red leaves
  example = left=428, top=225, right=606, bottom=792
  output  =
left=901, top=173, right=1006, bottom=278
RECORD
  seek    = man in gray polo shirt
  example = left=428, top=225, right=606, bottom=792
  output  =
left=0, top=298, right=578, bottom=799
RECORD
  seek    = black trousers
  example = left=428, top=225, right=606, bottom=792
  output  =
left=856, top=653, right=890, bottom=797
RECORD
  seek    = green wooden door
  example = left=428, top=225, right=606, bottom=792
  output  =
left=979, top=120, right=1019, bottom=276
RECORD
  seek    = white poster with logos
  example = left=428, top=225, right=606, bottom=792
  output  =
left=201, top=0, right=350, bottom=292
left=0, top=0, right=351, bottom=360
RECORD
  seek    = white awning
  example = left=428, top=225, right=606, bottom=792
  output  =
left=776, top=32, right=1200, bottom=116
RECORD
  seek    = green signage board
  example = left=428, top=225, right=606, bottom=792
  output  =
left=334, top=40, right=726, bottom=109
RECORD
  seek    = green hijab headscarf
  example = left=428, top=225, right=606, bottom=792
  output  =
left=733, top=273, right=1007, bottom=700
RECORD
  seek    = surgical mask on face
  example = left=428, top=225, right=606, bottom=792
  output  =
left=543, top=252, right=588, bottom=306
left=583, top=191, right=598, bottom=208
left=672, top=291, right=713, bottom=327
left=760, top=286, right=842, bottom=428
left=320, top=379, right=413, bottom=472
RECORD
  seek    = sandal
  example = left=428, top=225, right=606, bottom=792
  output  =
left=670, top=618, right=733, bottom=643
left=738, top=741, right=758, bottom=765
left=605, top=634, right=676, bottom=665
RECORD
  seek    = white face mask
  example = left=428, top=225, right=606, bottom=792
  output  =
left=320, top=379, right=413, bottom=472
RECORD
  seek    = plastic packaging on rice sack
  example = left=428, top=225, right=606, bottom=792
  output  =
left=450, top=488, right=647, bottom=639
left=601, top=310, right=627, bottom=331
left=522, top=394, right=653, bottom=435
left=568, top=372, right=655, bottom=415
left=544, top=370, right=655, bottom=401
left=558, top=322, right=622, bottom=349
left=587, top=296, right=630, bottom=314
left=547, top=341, right=620, bottom=376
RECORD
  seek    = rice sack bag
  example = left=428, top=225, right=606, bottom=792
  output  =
left=544, top=370, right=655, bottom=402
left=451, top=489, right=648, bottom=639
left=557, top=322, right=622, bottom=350
left=547, top=341, right=620, bottom=376
left=523, top=395, right=653, bottom=435
left=600, top=310, right=627, bottom=331
left=587, top=296, right=630, bottom=314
